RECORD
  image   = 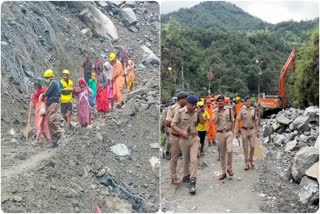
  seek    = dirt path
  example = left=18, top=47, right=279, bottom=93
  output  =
left=1, top=147, right=57, bottom=179
left=161, top=137, right=266, bottom=213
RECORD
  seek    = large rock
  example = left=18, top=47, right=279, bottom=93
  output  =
left=272, top=121, right=281, bottom=132
left=303, top=106, right=319, bottom=122
left=298, top=176, right=319, bottom=204
left=272, top=134, right=286, bottom=146
left=285, top=140, right=298, bottom=152
left=276, top=114, right=292, bottom=126
left=293, top=116, right=310, bottom=132
left=122, top=100, right=139, bottom=116
left=284, top=132, right=296, bottom=144
left=291, top=146, right=319, bottom=182
left=262, top=124, right=273, bottom=138
left=305, top=162, right=319, bottom=181
left=110, top=144, right=130, bottom=156
left=119, top=8, right=138, bottom=27
left=141, top=45, right=160, bottom=66
left=78, top=5, right=118, bottom=40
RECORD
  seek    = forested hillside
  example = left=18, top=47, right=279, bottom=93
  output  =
left=161, top=1, right=319, bottom=107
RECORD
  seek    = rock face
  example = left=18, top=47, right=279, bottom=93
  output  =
left=298, top=176, right=319, bottom=204
left=291, top=146, right=319, bottom=182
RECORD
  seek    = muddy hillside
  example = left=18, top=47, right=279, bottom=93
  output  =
left=1, top=1, right=160, bottom=213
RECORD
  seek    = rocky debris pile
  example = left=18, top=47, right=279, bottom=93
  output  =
left=1, top=1, right=159, bottom=213
left=258, top=106, right=319, bottom=212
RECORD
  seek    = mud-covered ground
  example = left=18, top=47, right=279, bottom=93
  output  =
left=1, top=1, right=160, bottom=213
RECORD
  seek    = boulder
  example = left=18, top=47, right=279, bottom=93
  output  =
left=298, top=176, right=319, bottom=204
left=110, top=144, right=130, bottom=156
left=284, top=132, right=296, bottom=144
left=141, top=45, right=160, bottom=66
left=262, top=124, right=273, bottom=138
left=285, top=140, right=298, bottom=152
left=272, top=134, right=286, bottom=146
left=289, top=123, right=295, bottom=131
left=78, top=5, right=118, bottom=40
left=272, top=121, right=281, bottom=132
left=303, top=106, right=319, bottom=122
left=293, top=116, right=310, bottom=132
left=80, top=28, right=93, bottom=38
left=122, top=100, right=139, bottom=116
left=291, top=146, right=319, bottom=182
left=305, top=162, right=319, bottom=182
left=119, top=8, right=138, bottom=27
left=276, top=114, right=292, bottom=126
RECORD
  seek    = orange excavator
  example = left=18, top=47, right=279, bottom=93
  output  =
left=257, top=48, right=296, bottom=115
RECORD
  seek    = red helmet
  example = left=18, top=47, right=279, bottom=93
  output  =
left=206, top=99, right=211, bottom=104
left=224, top=97, right=230, bottom=103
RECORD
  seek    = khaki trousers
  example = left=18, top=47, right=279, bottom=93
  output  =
left=47, top=103, right=62, bottom=143
left=179, top=136, right=200, bottom=178
left=169, top=135, right=180, bottom=178
left=216, top=131, right=233, bottom=174
left=241, top=129, right=257, bottom=163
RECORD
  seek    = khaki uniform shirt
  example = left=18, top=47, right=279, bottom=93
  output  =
left=166, top=103, right=181, bottom=134
left=172, top=106, right=198, bottom=135
left=214, top=106, right=234, bottom=131
left=238, top=106, right=258, bottom=128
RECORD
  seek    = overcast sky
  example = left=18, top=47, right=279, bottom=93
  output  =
left=160, top=1, right=319, bottom=24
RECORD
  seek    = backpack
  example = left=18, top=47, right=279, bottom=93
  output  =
left=117, top=47, right=128, bottom=66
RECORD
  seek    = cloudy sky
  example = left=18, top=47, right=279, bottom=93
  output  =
left=160, top=1, right=319, bottom=24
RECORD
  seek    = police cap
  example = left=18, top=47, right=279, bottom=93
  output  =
left=216, top=95, right=225, bottom=101
left=186, top=95, right=199, bottom=104
left=244, top=96, right=250, bottom=101
left=177, top=91, right=189, bottom=99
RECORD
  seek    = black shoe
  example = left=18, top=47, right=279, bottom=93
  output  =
left=189, top=178, right=197, bottom=194
left=182, top=175, right=190, bottom=183
left=47, top=143, right=58, bottom=148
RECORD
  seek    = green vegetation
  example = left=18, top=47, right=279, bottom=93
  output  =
left=161, top=1, right=319, bottom=107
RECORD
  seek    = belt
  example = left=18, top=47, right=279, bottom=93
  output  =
left=216, top=129, right=231, bottom=133
left=172, top=133, right=197, bottom=138
left=242, top=127, right=254, bottom=130
left=172, top=133, right=180, bottom=137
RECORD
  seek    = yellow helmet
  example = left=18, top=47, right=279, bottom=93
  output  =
left=109, top=53, right=116, bottom=61
left=43, top=69, right=54, bottom=78
left=236, top=96, right=241, bottom=101
left=197, top=101, right=204, bottom=107
left=62, top=69, right=70, bottom=76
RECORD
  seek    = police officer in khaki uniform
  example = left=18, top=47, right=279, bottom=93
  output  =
left=235, top=96, right=260, bottom=170
left=213, top=95, right=235, bottom=180
left=165, top=92, right=189, bottom=185
left=172, top=95, right=205, bottom=194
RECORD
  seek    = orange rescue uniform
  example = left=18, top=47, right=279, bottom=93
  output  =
left=236, top=102, right=243, bottom=130
left=112, top=60, right=124, bottom=103
left=205, top=104, right=216, bottom=144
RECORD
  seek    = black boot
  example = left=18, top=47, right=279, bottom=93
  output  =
left=189, top=177, right=197, bottom=194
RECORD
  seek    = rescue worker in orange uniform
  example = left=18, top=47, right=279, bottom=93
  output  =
left=205, top=99, right=216, bottom=146
left=110, top=53, right=124, bottom=108
left=235, top=96, right=243, bottom=133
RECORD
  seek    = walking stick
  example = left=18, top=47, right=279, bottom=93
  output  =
left=26, top=96, right=32, bottom=142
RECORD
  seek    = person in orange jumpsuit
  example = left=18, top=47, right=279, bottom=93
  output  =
left=110, top=53, right=124, bottom=108
left=235, top=96, right=243, bottom=132
left=205, top=99, right=216, bottom=146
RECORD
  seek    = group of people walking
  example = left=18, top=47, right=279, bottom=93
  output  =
left=31, top=52, right=136, bottom=148
left=162, top=92, right=260, bottom=194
